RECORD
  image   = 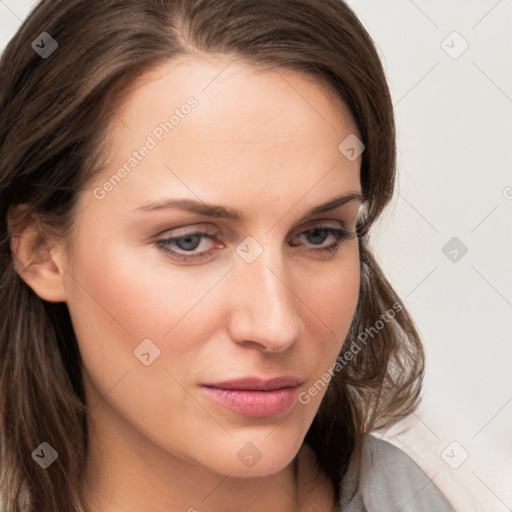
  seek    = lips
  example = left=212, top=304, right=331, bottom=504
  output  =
left=201, top=376, right=303, bottom=391
left=200, top=376, right=304, bottom=417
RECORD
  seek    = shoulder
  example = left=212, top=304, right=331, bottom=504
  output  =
left=339, top=434, right=456, bottom=512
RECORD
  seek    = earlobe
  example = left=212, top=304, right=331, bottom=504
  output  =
left=8, top=204, right=68, bottom=303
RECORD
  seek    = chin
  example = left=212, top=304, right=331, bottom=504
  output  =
left=187, top=434, right=302, bottom=478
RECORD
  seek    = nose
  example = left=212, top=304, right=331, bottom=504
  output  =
left=226, top=243, right=303, bottom=353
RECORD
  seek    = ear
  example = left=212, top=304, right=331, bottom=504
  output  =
left=8, top=204, right=68, bottom=303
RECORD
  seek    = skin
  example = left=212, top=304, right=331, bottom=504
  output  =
left=11, top=55, right=364, bottom=512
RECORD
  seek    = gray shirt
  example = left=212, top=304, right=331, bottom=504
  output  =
left=339, top=435, right=455, bottom=511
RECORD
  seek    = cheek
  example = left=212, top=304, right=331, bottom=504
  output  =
left=65, top=236, right=206, bottom=336
left=62, top=240, right=217, bottom=448
left=62, top=237, right=231, bottom=386
left=301, top=247, right=361, bottom=386
left=305, top=245, right=360, bottom=339
left=294, top=259, right=360, bottom=412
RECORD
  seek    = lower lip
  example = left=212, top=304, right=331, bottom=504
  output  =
left=201, top=386, right=300, bottom=418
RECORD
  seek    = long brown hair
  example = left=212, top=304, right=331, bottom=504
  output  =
left=0, top=1, right=424, bottom=510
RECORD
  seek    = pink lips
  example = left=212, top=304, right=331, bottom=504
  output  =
left=201, top=376, right=303, bottom=418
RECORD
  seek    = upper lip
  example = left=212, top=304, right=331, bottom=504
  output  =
left=201, top=376, right=303, bottom=391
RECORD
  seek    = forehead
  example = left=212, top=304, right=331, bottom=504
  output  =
left=112, top=53, right=358, bottom=146
left=84, top=54, right=362, bottom=223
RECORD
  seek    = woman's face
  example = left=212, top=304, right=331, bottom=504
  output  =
left=59, top=55, right=363, bottom=478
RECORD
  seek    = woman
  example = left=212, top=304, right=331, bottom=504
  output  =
left=0, top=0, right=455, bottom=511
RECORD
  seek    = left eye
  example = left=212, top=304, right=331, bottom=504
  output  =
left=156, top=225, right=355, bottom=262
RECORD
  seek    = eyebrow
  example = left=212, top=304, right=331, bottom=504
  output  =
left=132, top=191, right=366, bottom=222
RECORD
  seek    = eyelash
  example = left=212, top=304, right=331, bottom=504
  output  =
left=155, top=224, right=356, bottom=262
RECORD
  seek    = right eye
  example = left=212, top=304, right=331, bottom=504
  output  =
left=156, top=230, right=220, bottom=262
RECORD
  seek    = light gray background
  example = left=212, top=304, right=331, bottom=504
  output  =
left=1, top=1, right=511, bottom=511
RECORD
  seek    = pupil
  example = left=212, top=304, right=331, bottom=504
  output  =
left=177, top=234, right=201, bottom=251
left=308, top=229, right=327, bottom=244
